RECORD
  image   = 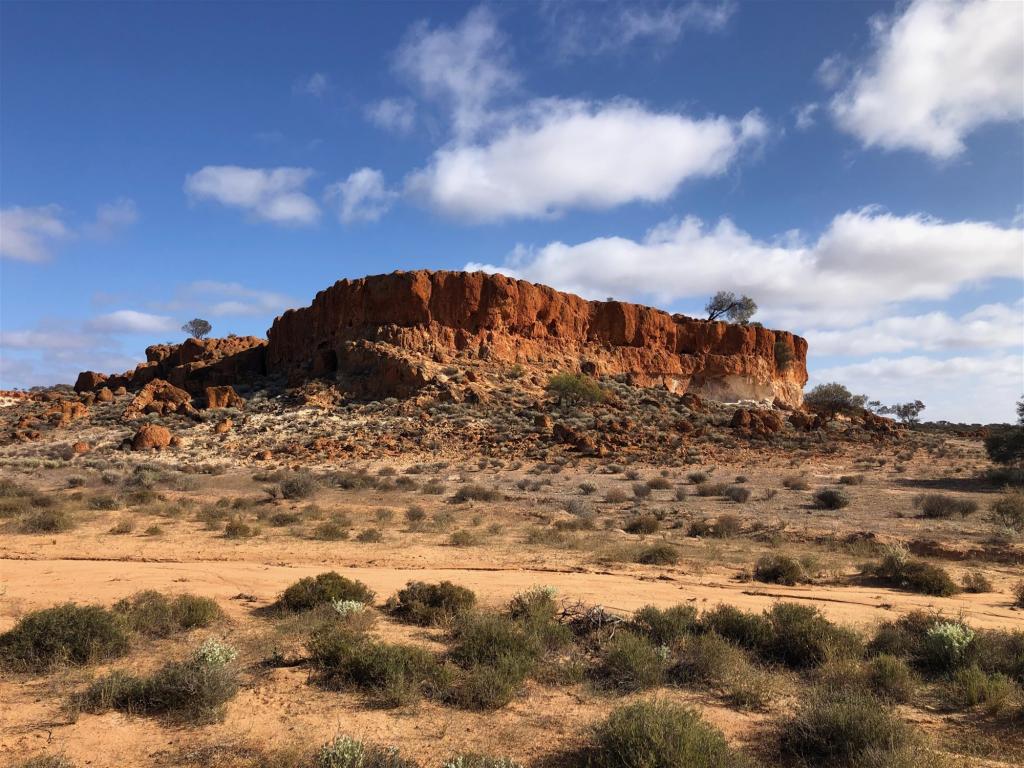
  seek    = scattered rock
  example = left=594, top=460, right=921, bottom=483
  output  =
left=204, top=385, right=245, bottom=410
left=123, top=379, right=198, bottom=420
left=131, top=424, right=172, bottom=451
left=214, top=418, right=233, bottom=434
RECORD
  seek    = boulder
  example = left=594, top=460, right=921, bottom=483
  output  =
left=123, top=379, right=197, bottom=420
left=214, top=418, right=232, bottom=434
left=70, top=441, right=91, bottom=455
left=96, top=387, right=114, bottom=402
left=74, top=371, right=107, bottom=392
left=203, top=385, right=245, bottom=410
left=131, top=424, right=172, bottom=450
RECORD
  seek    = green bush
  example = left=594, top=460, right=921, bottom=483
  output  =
left=630, top=605, right=698, bottom=646
left=113, top=591, right=221, bottom=637
left=452, top=484, right=500, bottom=503
left=961, top=571, right=993, bottom=593
left=442, top=755, right=521, bottom=768
left=949, top=665, right=1017, bottom=714
left=779, top=689, right=928, bottom=768
left=913, top=493, right=978, bottom=518
left=754, top=554, right=805, bottom=585
left=76, top=639, right=238, bottom=723
left=813, top=488, right=850, bottom=510
left=224, top=516, right=258, bottom=538
left=448, top=612, right=540, bottom=673
left=634, top=543, right=679, bottom=565
left=278, top=572, right=375, bottom=612
left=866, top=654, right=916, bottom=703
left=724, top=486, right=751, bottom=503
left=585, top=700, right=744, bottom=768
left=864, top=547, right=958, bottom=597
left=547, top=372, right=604, bottom=406
left=670, top=632, right=748, bottom=688
left=314, top=735, right=419, bottom=768
left=445, top=658, right=524, bottom=710
left=313, top=520, right=349, bottom=540
left=594, top=631, right=666, bottom=692
left=20, top=508, right=75, bottom=533
left=386, top=581, right=476, bottom=626
left=624, top=514, right=660, bottom=534
left=0, top=603, right=129, bottom=672
left=700, top=605, right=772, bottom=652
left=280, top=472, right=318, bottom=500
left=991, top=487, right=1024, bottom=532
left=308, top=626, right=443, bottom=707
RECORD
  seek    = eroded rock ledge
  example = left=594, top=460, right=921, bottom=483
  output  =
left=76, top=270, right=808, bottom=407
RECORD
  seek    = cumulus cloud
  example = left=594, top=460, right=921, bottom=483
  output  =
left=86, top=310, right=177, bottom=334
left=794, top=103, right=819, bottom=131
left=295, top=72, right=330, bottom=98
left=827, top=0, right=1024, bottom=158
left=324, top=168, right=396, bottom=224
left=185, top=280, right=294, bottom=317
left=0, top=205, right=70, bottom=261
left=0, top=329, right=97, bottom=350
left=394, top=6, right=517, bottom=139
left=467, top=208, right=1023, bottom=321
left=409, top=101, right=767, bottom=220
left=812, top=354, right=1022, bottom=424
left=184, top=166, right=320, bottom=225
left=365, top=97, right=416, bottom=134
left=804, top=301, right=1024, bottom=356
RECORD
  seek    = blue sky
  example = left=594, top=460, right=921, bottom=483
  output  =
left=1, top=0, right=1022, bottom=422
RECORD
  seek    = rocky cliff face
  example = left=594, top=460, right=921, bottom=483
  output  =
left=76, top=270, right=807, bottom=406
left=265, top=270, right=808, bottom=406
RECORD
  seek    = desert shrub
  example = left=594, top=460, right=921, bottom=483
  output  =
left=452, top=484, right=499, bottom=503
left=113, top=591, right=221, bottom=637
left=314, top=735, right=419, bottom=768
left=278, top=572, right=375, bottom=613
left=624, top=514, right=660, bottom=534
left=923, top=621, right=976, bottom=671
left=913, top=493, right=978, bottom=519
left=991, top=487, right=1024, bottom=532
left=594, top=631, right=666, bottom=692
left=632, top=482, right=653, bottom=499
left=962, top=571, right=993, bottom=593
left=547, top=372, right=604, bottom=406
left=779, top=689, right=927, bottom=768
left=1014, top=580, right=1024, bottom=608
left=279, top=472, right=318, bottom=500
left=449, top=529, right=479, bottom=546
left=754, top=554, right=805, bottom=586
left=687, top=471, right=710, bottom=484
left=405, top=505, right=427, bottom=527
left=985, top=426, right=1024, bottom=467
left=838, top=475, right=864, bottom=485
left=701, top=605, right=773, bottom=652
left=712, top=514, right=742, bottom=538
left=579, top=482, right=597, bottom=495
left=386, top=581, right=476, bottom=626
left=783, top=475, right=810, bottom=490
left=445, top=658, right=525, bottom=710
left=224, top=516, right=258, bottom=538
left=442, top=755, right=521, bottom=768
left=308, top=627, right=441, bottom=707
left=864, top=546, right=958, bottom=597
left=17, top=757, right=75, bottom=768
left=585, top=700, right=743, bottom=768
left=866, top=654, right=916, bottom=703
left=631, top=605, right=698, bottom=646
left=88, top=494, right=119, bottom=511
left=268, top=510, right=302, bottom=527
left=647, top=477, right=673, bottom=491
left=109, top=517, right=135, bottom=535
left=356, top=527, right=383, bottom=543
left=674, top=486, right=689, bottom=501
left=20, top=508, right=74, bottom=533
left=0, top=603, right=130, bottom=672
left=313, top=521, right=349, bottom=540
left=723, top=486, right=751, bottom=503
left=671, top=632, right=745, bottom=688
left=507, top=586, right=557, bottom=624
left=635, top=542, right=679, bottom=565
left=604, top=488, right=629, bottom=503
left=971, top=628, right=1024, bottom=682
left=695, top=482, right=728, bottom=497
left=448, top=612, right=540, bottom=672
left=813, top=488, right=850, bottom=510
left=764, top=603, right=862, bottom=669
left=77, top=638, right=238, bottom=722
left=949, top=665, right=1017, bottom=714
left=687, top=517, right=713, bottom=537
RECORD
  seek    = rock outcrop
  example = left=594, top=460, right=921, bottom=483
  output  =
left=75, top=270, right=809, bottom=407
left=267, top=270, right=808, bottom=406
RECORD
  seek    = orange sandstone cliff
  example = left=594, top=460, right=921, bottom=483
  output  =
left=77, top=270, right=808, bottom=407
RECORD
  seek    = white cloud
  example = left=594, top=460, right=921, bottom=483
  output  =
left=794, top=103, right=819, bottom=131
left=184, top=166, right=320, bottom=225
left=544, top=1, right=734, bottom=59
left=804, top=301, right=1024, bottom=356
left=295, top=72, right=330, bottom=98
left=812, top=354, right=1022, bottom=424
left=86, top=310, right=177, bottom=334
left=408, top=101, right=767, bottom=220
left=0, top=329, right=96, bottom=350
left=816, top=54, right=847, bottom=89
left=0, top=205, right=70, bottom=261
left=86, top=197, right=138, bottom=238
left=467, top=208, right=1023, bottom=321
left=185, top=280, right=294, bottom=317
left=365, top=97, right=416, bottom=134
left=325, top=168, right=396, bottom=224
left=395, top=6, right=517, bottom=139
left=827, top=0, right=1024, bottom=158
